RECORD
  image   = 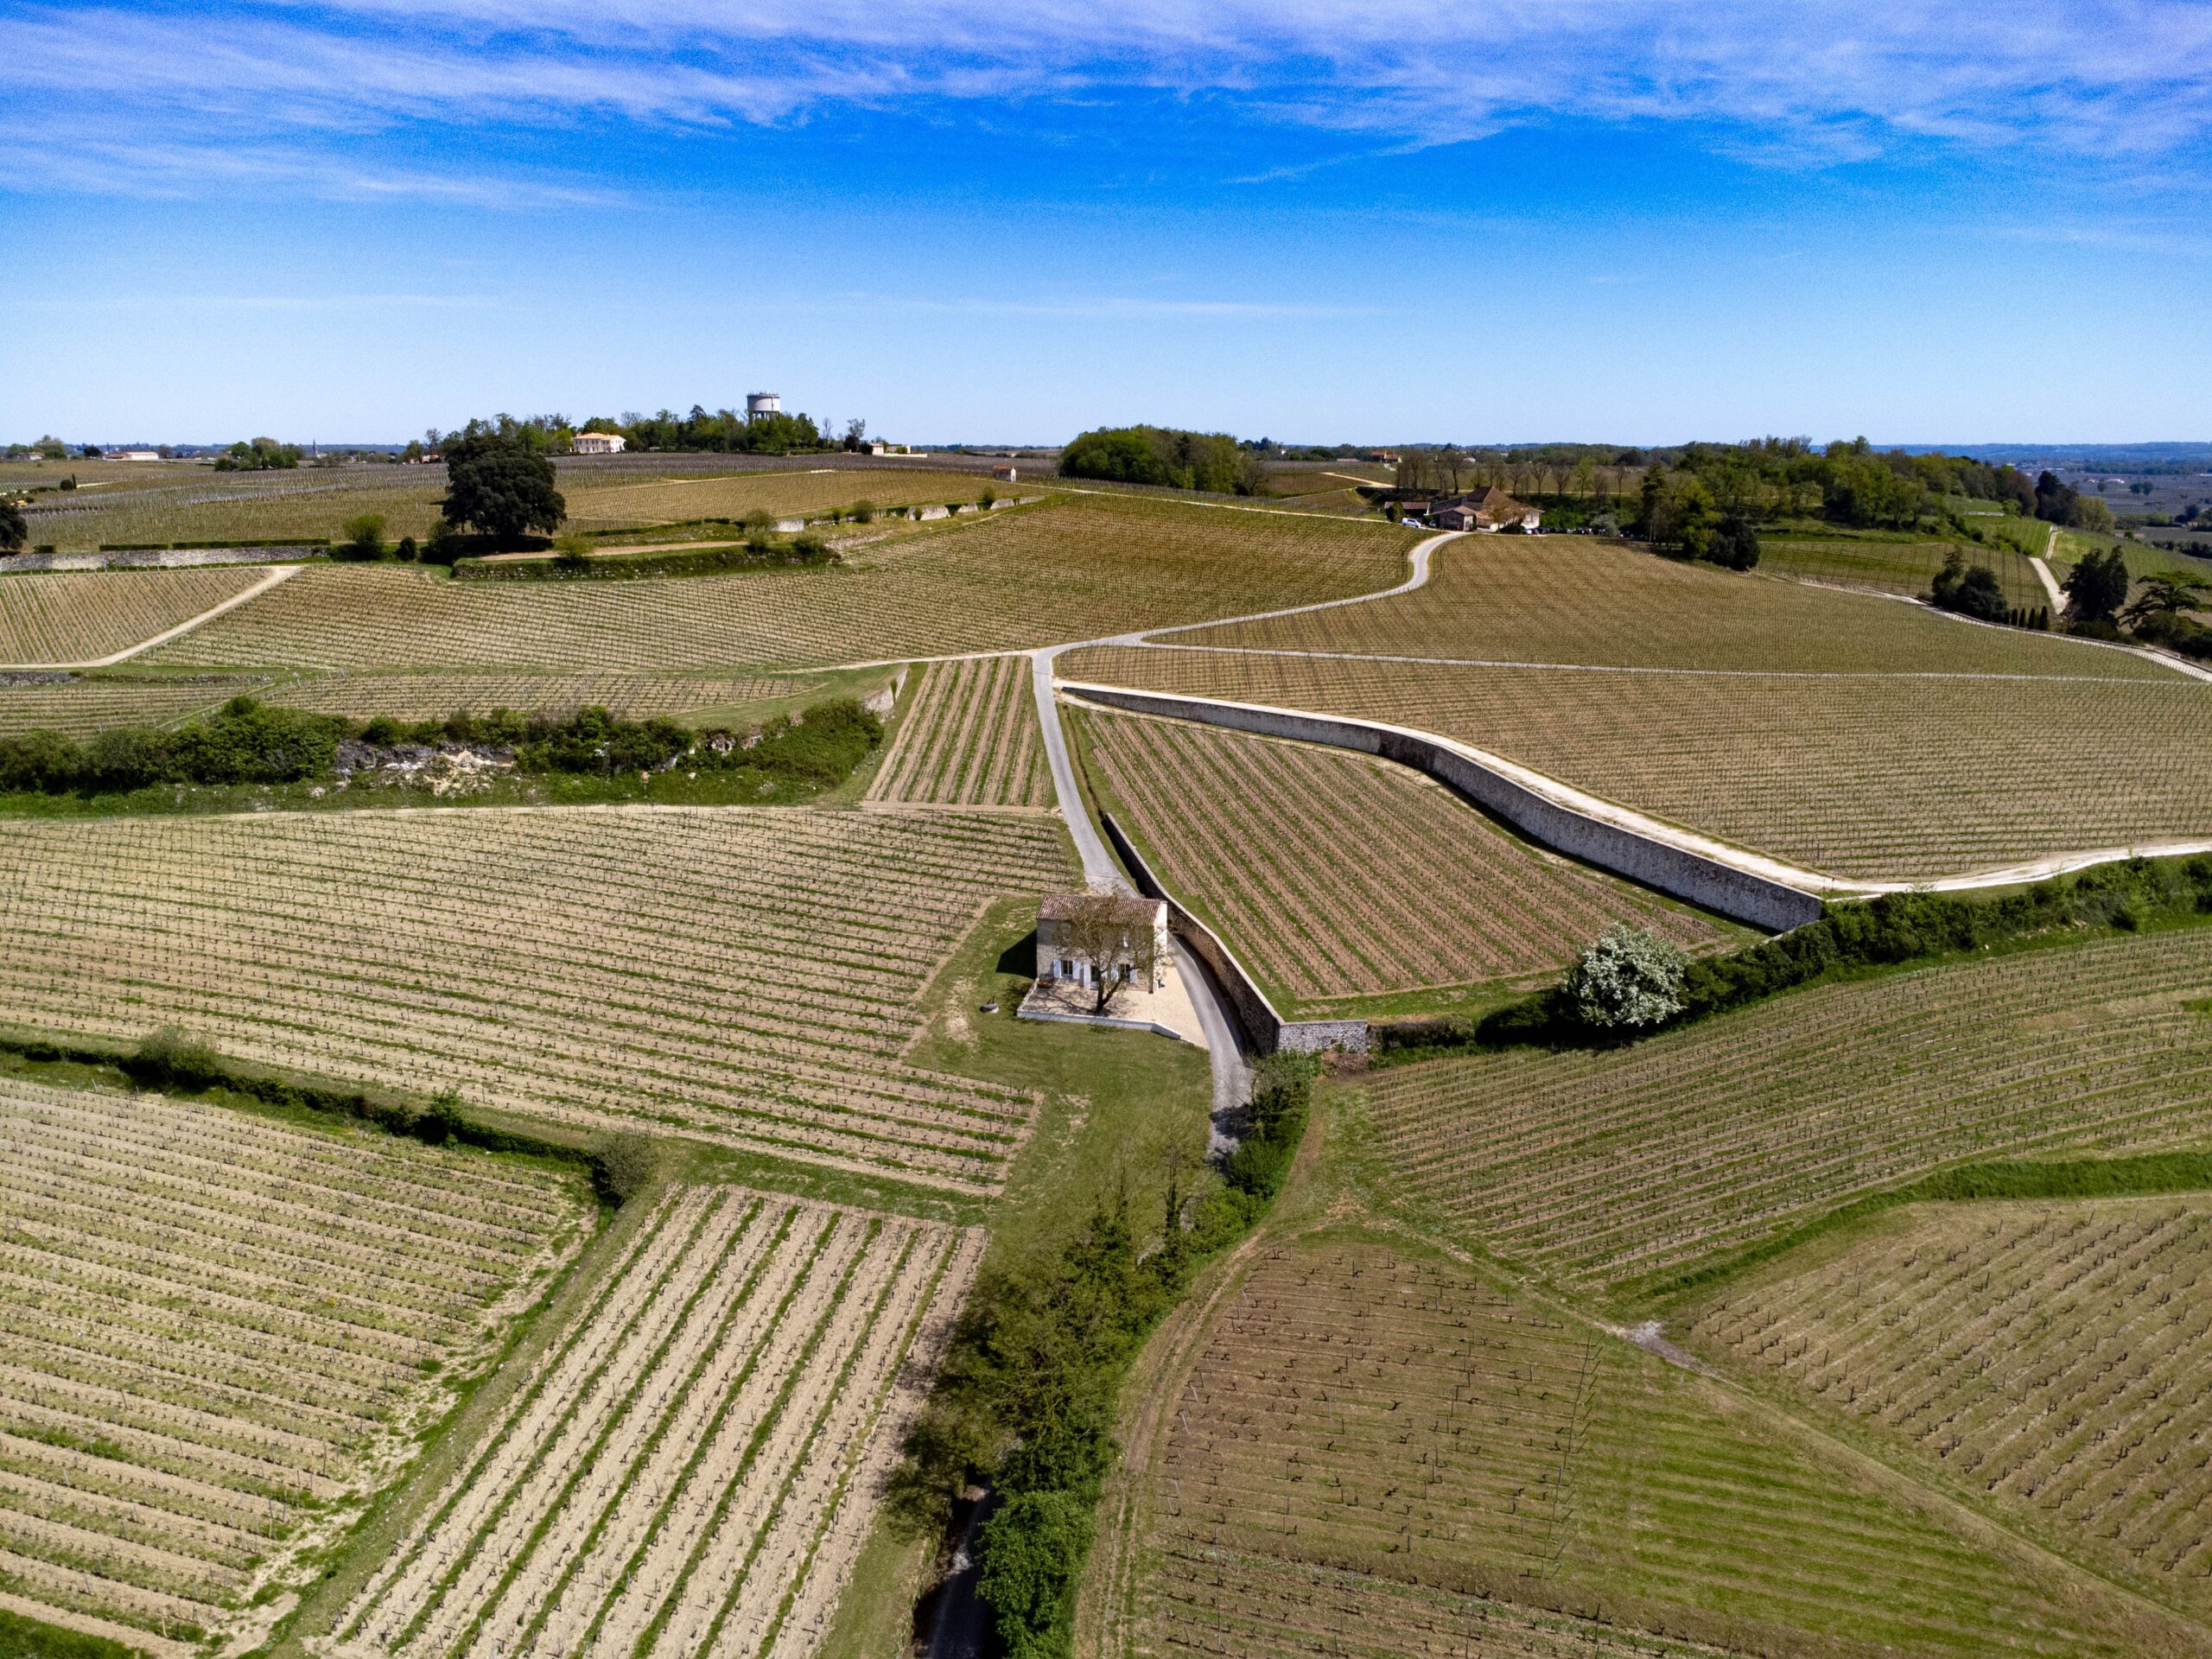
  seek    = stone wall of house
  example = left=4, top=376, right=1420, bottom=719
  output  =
left=1070, top=684, right=1824, bottom=933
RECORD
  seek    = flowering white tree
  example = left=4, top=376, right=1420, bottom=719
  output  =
left=1564, top=925, right=1688, bottom=1030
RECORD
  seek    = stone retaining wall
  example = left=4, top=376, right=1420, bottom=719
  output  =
left=3, top=547, right=321, bottom=573
left=1099, top=810, right=1368, bottom=1055
left=1071, top=684, right=1822, bottom=933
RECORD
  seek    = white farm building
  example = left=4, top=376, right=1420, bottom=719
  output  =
left=572, top=432, right=626, bottom=455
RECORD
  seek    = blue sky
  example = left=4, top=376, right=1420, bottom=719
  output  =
left=4, top=2, right=2209, bottom=446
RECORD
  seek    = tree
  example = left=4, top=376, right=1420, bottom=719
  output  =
left=1058, top=425, right=1251, bottom=493
left=1640, top=468, right=1719, bottom=557
left=2122, top=570, right=2210, bottom=628
left=440, top=430, right=564, bottom=547
left=1563, top=925, right=1689, bottom=1030
left=1053, top=891, right=1162, bottom=1016
left=842, top=418, right=867, bottom=452
left=337, top=512, right=387, bottom=561
left=1709, top=511, right=1761, bottom=570
left=976, top=1489, right=1093, bottom=1659
left=213, top=436, right=302, bottom=472
left=0, top=499, right=25, bottom=555
left=1929, top=550, right=2008, bottom=622
left=2062, top=549, right=2130, bottom=626
left=2033, top=470, right=2079, bottom=524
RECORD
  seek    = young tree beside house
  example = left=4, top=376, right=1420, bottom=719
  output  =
left=1050, top=892, right=1164, bottom=1016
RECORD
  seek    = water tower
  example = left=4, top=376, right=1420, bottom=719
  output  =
left=746, top=392, right=781, bottom=422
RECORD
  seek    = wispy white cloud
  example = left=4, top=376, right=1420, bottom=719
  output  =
left=3, top=0, right=2210, bottom=199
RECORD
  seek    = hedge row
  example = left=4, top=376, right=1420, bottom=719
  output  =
left=1378, top=854, right=2212, bottom=1058
left=901, top=1053, right=1318, bottom=1659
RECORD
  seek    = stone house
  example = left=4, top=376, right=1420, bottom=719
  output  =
left=1036, top=893, right=1170, bottom=992
left=1432, top=486, right=1541, bottom=531
left=572, top=431, right=626, bottom=455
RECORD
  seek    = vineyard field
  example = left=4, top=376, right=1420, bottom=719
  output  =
left=1140, top=1544, right=1746, bottom=1659
left=0, top=567, right=269, bottom=664
left=1059, top=645, right=2212, bottom=879
left=0, top=677, right=251, bottom=736
left=0, top=1077, right=591, bottom=1657
left=866, top=656, right=1052, bottom=808
left=268, top=672, right=809, bottom=722
left=1077, top=709, right=1734, bottom=1009
left=11, top=464, right=995, bottom=551
left=328, top=1185, right=981, bottom=1659
left=142, top=497, right=1419, bottom=671
left=1755, top=537, right=2046, bottom=612
left=1687, top=1195, right=2212, bottom=1621
left=1357, top=929, right=2212, bottom=1293
left=0, top=806, right=1076, bottom=1193
left=18, top=472, right=448, bottom=549
left=1173, top=533, right=2171, bottom=677
left=560, top=467, right=988, bottom=532
left=1137, top=1234, right=2177, bottom=1657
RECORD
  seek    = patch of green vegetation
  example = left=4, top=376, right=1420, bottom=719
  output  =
left=1377, top=851, right=2212, bottom=1063
left=0, top=1606, right=141, bottom=1659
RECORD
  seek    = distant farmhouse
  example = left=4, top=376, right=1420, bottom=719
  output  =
left=113, top=449, right=162, bottom=462
left=992, top=464, right=1019, bottom=482
left=572, top=431, right=626, bottom=455
left=1429, top=486, right=1541, bottom=532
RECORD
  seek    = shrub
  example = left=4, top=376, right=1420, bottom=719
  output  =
left=552, top=532, right=594, bottom=572
left=1929, top=550, right=2009, bottom=622
left=394, top=535, right=419, bottom=563
left=851, top=499, right=876, bottom=524
left=423, top=520, right=466, bottom=566
left=0, top=728, right=84, bottom=792
left=976, top=1490, right=1095, bottom=1659
left=1563, top=925, right=1689, bottom=1029
left=130, top=1026, right=224, bottom=1092
left=591, top=1131, right=659, bottom=1203
left=337, top=513, right=388, bottom=561
left=413, top=1090, right=467, bottom=1145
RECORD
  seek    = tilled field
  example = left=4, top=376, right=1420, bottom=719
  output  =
left=559, top=467, right=986, bottom=532
left=329, top=1185, right=981, bottom=1659
left=143, top=497, right=1419, bottom=672
left=1060, top=645, right=2212, bottom=879
left=1172, top=535, right=2165, bottom=677
left=267, top=672, right=807, bottom=722
left=1078, top=709, right=1732, bottom=1007
left=1142, top=1236, right=2177, bottom=1657
left=0, top=567, right=269, bottom=664
left=1140, top=1544, right=1745, bottom=1659
left=0, top=807, right=1076, bottom=1193
left=867, top=656, right=1052, bottom=809
left=0, top=1079, right=591, bottom=1656
left=1358, top=930, right=2212, bottom=1293
left=1756, top=537, right=2047, bottom=612
left=1688, top=1196, right=2212, bottom=1619
left=0, top=677, right=253, bottom=736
